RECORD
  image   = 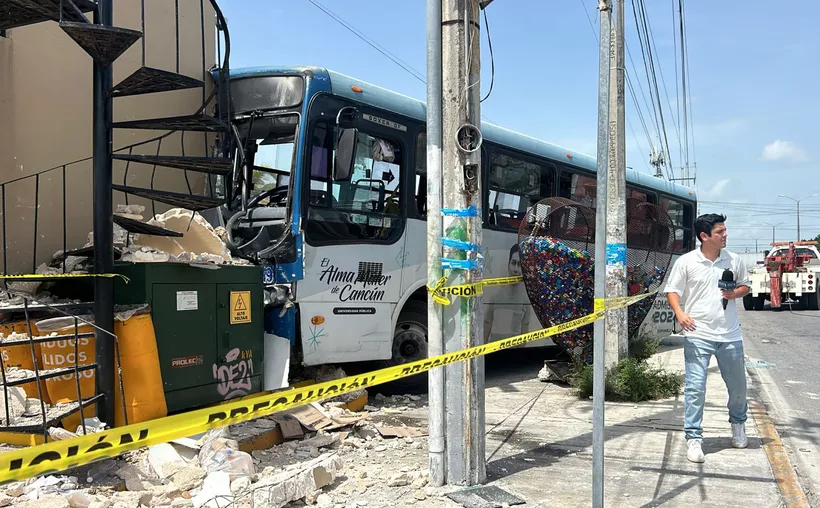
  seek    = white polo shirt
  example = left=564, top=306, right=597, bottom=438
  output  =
left=664, top=248, right=750, bottom=342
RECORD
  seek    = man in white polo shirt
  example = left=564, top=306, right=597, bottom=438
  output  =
left=664, top=213, right=751, bottom=463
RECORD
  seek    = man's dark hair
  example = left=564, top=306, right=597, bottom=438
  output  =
left=694, top=213, right=727, bottom=243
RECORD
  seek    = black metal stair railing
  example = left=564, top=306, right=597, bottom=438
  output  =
left=109, top=0, right=235, bottom=216
left=0, top=132, right=180, bottom=276
left=0, top=295, right=128, bottom=438
left=1, top=0, right=236, bottom=432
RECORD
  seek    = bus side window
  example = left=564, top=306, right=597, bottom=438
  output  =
left=558, top=170, right=597, bottom=209
left=660, top=196, right=693, bottom=252
left=487, top=151, right=543, bottom=231
left=414, top=132, right=427, bottom=218
left=628, top=186, right=648, bottom=202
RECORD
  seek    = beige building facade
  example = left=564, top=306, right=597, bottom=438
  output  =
left=0, top=0, right=218, bottom=274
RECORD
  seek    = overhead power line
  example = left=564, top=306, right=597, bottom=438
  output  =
left=307, top=0, right=425, bottom=84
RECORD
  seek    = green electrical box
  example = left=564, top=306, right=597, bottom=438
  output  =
left=114, top=262, right=264, bottom=413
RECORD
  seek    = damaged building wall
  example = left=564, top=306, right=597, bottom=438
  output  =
left=0, top=0, right=218, bottom=274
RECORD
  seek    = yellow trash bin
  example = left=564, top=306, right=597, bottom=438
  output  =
left=29, top=311, right=167, bottom=431
left=113, top=312, right=167, bottom=427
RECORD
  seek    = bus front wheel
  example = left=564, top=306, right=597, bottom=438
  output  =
left=381, top=300, right=429, bottom=392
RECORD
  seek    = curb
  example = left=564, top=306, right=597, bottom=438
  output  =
left=747, top=364, right=811, bottom=508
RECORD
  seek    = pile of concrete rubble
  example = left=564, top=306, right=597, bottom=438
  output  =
left=2, top=206, right=245, bottom=302
left=0, top=394, right=451, bottom=508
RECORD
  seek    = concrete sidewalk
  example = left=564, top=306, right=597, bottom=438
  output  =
left=469, top=342, right=783, bottom=507
left=392, top=341, right=786, bottom=507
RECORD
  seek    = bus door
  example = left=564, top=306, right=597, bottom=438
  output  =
left=298, top=97, right=411, bottom=365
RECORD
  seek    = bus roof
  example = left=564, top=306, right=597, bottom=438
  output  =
left=229, top=65, right=697, bottom=202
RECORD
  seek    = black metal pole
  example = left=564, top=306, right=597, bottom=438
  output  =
left=92, top=0, right=116, bottom=428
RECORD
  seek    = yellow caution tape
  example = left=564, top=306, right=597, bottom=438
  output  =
left=427, top=275, right=524, bottom=305
left=0, top=273, right=130, bottom=283
left=0, top=289, right=657, bottom=485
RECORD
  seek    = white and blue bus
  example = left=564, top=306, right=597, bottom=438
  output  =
left=219, top=66, right=696, bottom=386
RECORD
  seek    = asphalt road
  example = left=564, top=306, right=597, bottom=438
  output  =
left=740, top=303, right=820, bottom=505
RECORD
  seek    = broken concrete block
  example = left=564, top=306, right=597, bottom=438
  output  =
left=4, top=482, right=25, bottom=498
left=169, top=466, right=206, bottom=492
left=65, top=491, right=92, bottom=508
left=251, top=455, right=343, bottom=508
left=230, top=476, right=251, bottom=495
left=299, top=434, right=340, bottom=450
left=149, top=443, right=188, bottom=480
left=121, top=246, right=171, bottom=264
left=22, top=398, right=42, bottom=417
left=387, top=473, right=411, bottom=487
left=14, top=495, right=71, bottom=508
left=116, top=463, right=149, bottom=492
left=117, top=204, right=146, bottom=216
left=0, top=386, right=27, bottom=423
left=136, top=209, right=231, bottom=263
left=315, top=493, right=332, bottom=507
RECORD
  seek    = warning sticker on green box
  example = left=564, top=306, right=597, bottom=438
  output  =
left=230, top=291, right=251, bottom=324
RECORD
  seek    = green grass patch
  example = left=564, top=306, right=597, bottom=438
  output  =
left=571, top=339, right=682, bottom=402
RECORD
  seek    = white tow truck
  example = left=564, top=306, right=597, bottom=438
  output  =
left=745, top=241, right=820, bottom=311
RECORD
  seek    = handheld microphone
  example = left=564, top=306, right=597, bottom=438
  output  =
left=718, top=269, right=736, bottom=310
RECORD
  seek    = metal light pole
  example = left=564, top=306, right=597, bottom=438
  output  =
left=746, top=235, right=761, bottom=253
left=778, top=193, right=819, bottom=241
left=762, top=221, right=785, bottom=245
left=426, top=0, right=445, bottom=488
left=593, top=0, right=612, bottom=506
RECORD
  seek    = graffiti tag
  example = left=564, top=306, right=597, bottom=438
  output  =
left=212, top=348, right=253, bottom=400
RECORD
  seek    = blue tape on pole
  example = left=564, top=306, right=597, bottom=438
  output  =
left=442, top=238, right=479, bottom=251
left=442, top=258, right=480, bottom=270
left=441, top=205, right=479, bottom=217
left=605, top=243, right=627, bottom=265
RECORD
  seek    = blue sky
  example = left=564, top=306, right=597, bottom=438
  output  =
left=220, top=0, right=820, bottom=251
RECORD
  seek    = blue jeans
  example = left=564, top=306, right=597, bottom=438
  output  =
left=684, top=337, right=748, bottom=440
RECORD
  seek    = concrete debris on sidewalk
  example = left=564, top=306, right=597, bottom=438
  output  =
left=0, top=392, right=448, bottom=508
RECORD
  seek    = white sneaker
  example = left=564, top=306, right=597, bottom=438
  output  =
left=732, top=423, right=748, bottom=448
left=687, top=438, right=705, bottom=463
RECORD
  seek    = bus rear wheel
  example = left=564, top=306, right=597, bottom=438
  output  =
left=380, top=300, right=428, bottom=392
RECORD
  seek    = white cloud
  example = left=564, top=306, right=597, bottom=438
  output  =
left=699, top=178, right=731, bottom=200
left=761, top=140, right=809, bottom=163
left=711, top=178, right=731, bottom=197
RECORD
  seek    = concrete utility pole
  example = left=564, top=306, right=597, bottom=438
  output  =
left=593, top=0, right=612, bottom=506
left=426, top=0, right=446, bottom=488
left=439, top=0, right=486, bottom=486
left=605, top=0, right=627, bottom=367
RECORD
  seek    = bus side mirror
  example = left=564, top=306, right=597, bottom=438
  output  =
left=334, top=128, right=358, bottom=181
